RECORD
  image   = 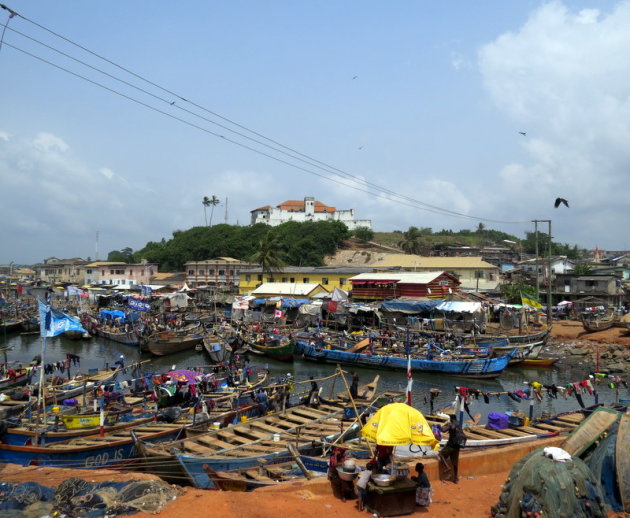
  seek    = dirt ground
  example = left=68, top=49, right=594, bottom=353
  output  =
left=0, top=463, right=508, bottom=518
left=549, top=319, right=630, bottom=347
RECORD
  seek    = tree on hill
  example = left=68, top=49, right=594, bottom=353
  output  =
left=398, top=226, right=424, bottom=254
left=250, top=231, right=285, bottom=278
left=353, top=226, right=374, bottom=243
left=107, top=247, right=134, bottom=263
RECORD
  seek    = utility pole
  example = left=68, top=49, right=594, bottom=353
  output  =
left=532, top=219, right=553, bottom=325
left=532, top=221, right=539, bottom=299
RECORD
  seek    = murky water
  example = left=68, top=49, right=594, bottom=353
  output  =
left=2, top=331, right=625, bottom=423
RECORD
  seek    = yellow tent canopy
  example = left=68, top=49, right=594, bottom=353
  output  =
left=360, top=402, right=439, bottom=449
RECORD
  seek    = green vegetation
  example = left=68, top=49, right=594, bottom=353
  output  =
left=127, top=220, right=350, bottom=271
left=109, top=221, right=584, bottom=272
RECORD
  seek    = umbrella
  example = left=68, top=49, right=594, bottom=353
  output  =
left=360, top=402, right=439, bottom=449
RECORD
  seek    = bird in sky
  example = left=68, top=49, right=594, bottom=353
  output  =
left=357, top=146, right=363, bottom=150
left=518, top=131, right=526, bottom=136
left=352, top=75, right=358, bottom=80
left=554, top=197, right=569, bottom=208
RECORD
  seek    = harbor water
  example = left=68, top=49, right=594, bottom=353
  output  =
left=2, top=331, right=624, bottom=423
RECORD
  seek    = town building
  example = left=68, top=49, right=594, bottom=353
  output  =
left=349, top=271, right=461, bottom=301
left=551, top=273, right=625, bottom=308
left=238, top=266, right=379, bottom=295
left=250, top=196, right=371, bottom=230
left=372, top=255, right=500, bottom=293
left=83, top=261, right=158, bottom=286
left=184, top=257, right=255, bottom=290
left=35, top=258, right=88, bottom=285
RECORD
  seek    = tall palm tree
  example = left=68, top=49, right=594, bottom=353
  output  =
left=250, top=231, right=285, bottom=280
left=202, top=196, right=211, bottom=226
left=398, top=226, right=423, bottom=254
left=208, top=195, right=220, bottom=226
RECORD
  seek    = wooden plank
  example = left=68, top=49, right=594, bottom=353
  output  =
left=184, top=441, right=213, bottom=454
left=562, top=408, right=621, bottom=456
left=249, top=422, right=285, bottom=434
left=616, top=413, right=630, bottom=513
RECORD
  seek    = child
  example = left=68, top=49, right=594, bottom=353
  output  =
left=411, top=462, right=432, bottom=507
left=354, top=462, right=374, bottom=511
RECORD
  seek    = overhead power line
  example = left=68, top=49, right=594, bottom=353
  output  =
left=0, top=3, right=527, bottom=225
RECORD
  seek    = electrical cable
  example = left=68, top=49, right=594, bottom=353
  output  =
left=0, top=4, right=529, bottom=225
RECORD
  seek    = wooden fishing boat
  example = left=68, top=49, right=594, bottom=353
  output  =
left=60, top=410, right=122, bottom=430
left=134, top=403, right=358, bottom=488
left=580, top=312, right=617, bottom=333
left=0, top=421, right=189, bottom=468
left=201, top=334, right=231, bottom=363
left=0, top=319, right=23, bottom=333
left=0, top=367, right=31, bottom=390
left=247, top=334, right=294, bottom=362
left=492, top=339, right=545, bottom=364
left=294, top=340, right=514, bottom=378
left=145, top=332, right=204, bottom=356
left=95, top=327, right=141, bottom=346
left=512, top=357, right=559, bottom=368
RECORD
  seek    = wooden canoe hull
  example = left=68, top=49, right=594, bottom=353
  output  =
left=295, top=340, right=512, bottom=378
left=147, top=334, right=204, bottom=356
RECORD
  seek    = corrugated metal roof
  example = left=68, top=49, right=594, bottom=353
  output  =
left=251, top=282, right=325, bottom=295
left=376, top=255, right=497, bottom=269
left=349, top=272, right=445, bottom=283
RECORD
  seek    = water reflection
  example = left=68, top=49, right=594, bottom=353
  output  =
left=2, top=331, right=622, bottom=422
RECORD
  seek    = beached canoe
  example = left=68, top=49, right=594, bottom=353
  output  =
left=295, top=340, right=514, bottom=378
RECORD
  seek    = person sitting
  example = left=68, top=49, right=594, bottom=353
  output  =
left=411, top=462, right=432, bottom=507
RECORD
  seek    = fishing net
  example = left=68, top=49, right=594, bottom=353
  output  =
left=491, top=448, right=608, bottom=518
left=0, top=477, right=180, bottom=517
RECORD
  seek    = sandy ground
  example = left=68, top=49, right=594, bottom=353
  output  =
left=549, top=318, right=630, bottom=347
left=0, top=463, right=507, bottom=518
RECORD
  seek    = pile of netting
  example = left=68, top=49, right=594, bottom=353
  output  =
left=0, top=477, right=180, bottom=518
left=491, top=448, right=608, bottom=518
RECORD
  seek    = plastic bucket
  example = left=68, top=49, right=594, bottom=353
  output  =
left=273, top=433, right=280, bottom=442
left=212, top=422, right=221, bottom=430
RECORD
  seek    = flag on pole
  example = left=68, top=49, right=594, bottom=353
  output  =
left=38, top=299, right=87, bottom=337
left=520, top=292, right=543, bottom=309
left=405, top=326, right=413, bottom=405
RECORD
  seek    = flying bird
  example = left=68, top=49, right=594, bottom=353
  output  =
left=554, top=197, right=569, bottom=208
left=352, top=75, right=358, bottom=80
left=518, top=131, right=526, bottom=136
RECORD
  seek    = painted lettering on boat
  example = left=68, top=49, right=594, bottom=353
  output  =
left=85, top=448, right=124, bottom=468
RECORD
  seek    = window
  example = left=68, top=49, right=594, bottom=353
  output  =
left=198, top=269, right=205, bottom=275
left=245, top=274, right=251, bottom=282
left=303, top=278, right=310, bottom=283
left=102, top=270, right=105, bottom=276
left=289, top=277, right=295, bottom=283
left=267, top=277, right=274, bottom=283
left=282, top=278, right=288, bottom=283
left=219, top=270, right=225, bottom=276
left=149, top=269, right=154, bottom=275
left=86, top=269, right=92, bottom=274
left=322, top=278, right=329, bottom=285
left=129, top=270, right=133, bottom=276
left=257, top=274, right=263, bottom=281
left=339, top=278, right=346, bottom=285
left=209, top=269, right=215, bottom=275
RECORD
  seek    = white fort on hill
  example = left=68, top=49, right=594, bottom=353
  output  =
left=250, top=196, right=371, bottom=230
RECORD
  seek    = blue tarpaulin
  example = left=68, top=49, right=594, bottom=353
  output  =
left=380, top=299, right=443, bottom=314
left=281, top=298, right=310, bottom=308
left=100, top=309, right=126, bottom=322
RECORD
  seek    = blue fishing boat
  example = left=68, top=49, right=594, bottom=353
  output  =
left=0, top=421, right=186, bottom=468
left=294, top=340, right=514, bottom=378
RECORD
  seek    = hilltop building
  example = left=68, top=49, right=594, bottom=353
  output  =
left=250, top=196, right=371, bottom=230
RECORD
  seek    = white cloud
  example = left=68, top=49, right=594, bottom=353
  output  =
left=478, top=1, right=630, bottom=248
left=99, top=167, right=115, bottom=180
left=0, top=131, right=10, bottom=142
left=33, top=132, right=69, bottom=153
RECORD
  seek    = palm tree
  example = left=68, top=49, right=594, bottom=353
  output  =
left=208, top=195, right=220, bottom=226
left=202, top=196, right=211, bottom=226
left=397, top=226, right=423, bottom=254
left=250, top=231, right=285, bottom=280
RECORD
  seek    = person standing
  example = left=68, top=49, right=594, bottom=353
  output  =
left=354, top=463, right=374, bottom=511
left=438, top=414, right=466, bottom=483
left=349, top=371, right=359, bottom=399
left=411, top=462, right=432, bottom=507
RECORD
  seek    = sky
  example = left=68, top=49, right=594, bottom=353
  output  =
left=1, top=0, right=629, bottom=265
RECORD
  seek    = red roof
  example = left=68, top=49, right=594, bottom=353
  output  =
left=276, top=199, right=336, bottom=213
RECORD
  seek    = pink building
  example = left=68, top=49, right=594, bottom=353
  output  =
left=84, top=261, right=158, bottom=286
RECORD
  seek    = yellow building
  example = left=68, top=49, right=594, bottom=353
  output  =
left=373, top=254, right=501, bottom=292
left=238, top=266, right=379, bottom=295
left=250, top=282, right=328, bottom=299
